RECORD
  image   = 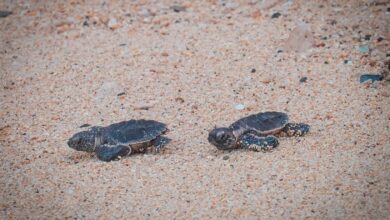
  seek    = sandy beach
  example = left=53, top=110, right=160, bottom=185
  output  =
left=1, top=0, right=389, bottom=219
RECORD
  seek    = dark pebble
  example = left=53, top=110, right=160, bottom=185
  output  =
left=117, top=92, right=126, bottom=96
left=83, top=21, right=89, bottom=27
left=80, top=124, right=91, bottom=128
left=0, top=10, right=12, bottom=18
left=171, top=5, right=186, bottom=13
left=223, top=155, right=229, bottom=160
left=251, top=68, right=256, bottom=73
left=324, top=61, right=329, bottom=64
left=271, top=12, right=281, bottom=18
left=387, top=7, right=390, bottom=12
left=359, top=74, right=383, bottom=83
left=364, top=34, right=371, bottom=40
left=277, top=49, right=283, bottom=53
left=377, top=37, right=384, bottom=42
left=299, top=77, right=308, bottom=83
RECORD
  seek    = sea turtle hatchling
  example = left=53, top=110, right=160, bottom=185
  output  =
left=67, top=119, right=169, bottom=162
left=208, top=111, right=310, bottom=152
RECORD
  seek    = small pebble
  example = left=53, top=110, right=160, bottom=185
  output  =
left=271, top=12, right=281, bottom=18
left=143, top=18, right=151, bottom=23
left=107, top=18, right=119, bottom=29
left=358, top=45, right=369, bottom=53
left=171, top=5, right=186, bottom=13
left=80, top=124, right=91, bottom=128
left=344, top=60, right=352, bottom=65
left=299, top=77, right=308, bottom=83
left=175, top=97, right=185, bottom=103
left=117, top=92, right=126, bottom=96
left=134, top=106, right=151, bottom=111
left=223, top=155, right=229, bottom=160
left=235, top=104, right=245, bottom=110
left=364, top=35, right=371, bottom=41
left=251, top=68, right=256, bottom=73
left=0, top=11, right=12, bottom=18
left=360, top=74, right=383, bottom=83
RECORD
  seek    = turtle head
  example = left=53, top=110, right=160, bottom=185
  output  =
left=67, top=129, right=100, bottom=152
left=208, top=127, right=237, bottom=150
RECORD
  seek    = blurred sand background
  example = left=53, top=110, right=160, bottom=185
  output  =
left=1, top=0, right=389, bottom=219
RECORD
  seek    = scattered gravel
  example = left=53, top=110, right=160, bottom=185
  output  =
left=0, top=10, right=12, bottom=18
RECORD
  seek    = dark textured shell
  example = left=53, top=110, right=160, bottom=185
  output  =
left=230, top=111, right=289, bottom=137
left=103, top=119, right=167, bottom=145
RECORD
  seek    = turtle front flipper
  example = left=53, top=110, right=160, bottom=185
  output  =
left=280, top=123, right=310, bottom=137
left=151, top=136, right=171, bottom=153
left=96, top=144, right=132, bottom=162
left=238, top=133, right=279, bottom=152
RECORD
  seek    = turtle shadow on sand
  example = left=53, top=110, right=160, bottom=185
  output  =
left=66, top=152, right=96, bottom=163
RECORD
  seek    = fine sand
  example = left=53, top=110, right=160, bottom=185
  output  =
left=1, top=0, right=389, bottom=219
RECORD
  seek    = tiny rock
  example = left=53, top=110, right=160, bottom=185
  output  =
left=0, top=10, right=12, bottom=18
left=80, top=124, right=91, bottom=128
left=107, top=18, right=120, bottom=30
left=358, top=45, right=369, bottom=53
left=171, top=5, right=186, bottom=13
left=344, top=60, right=352, bottom=65
left=260, top=78, right=273, bottom=84
left=271, top=12, right=281, bottom=18
left=56, top=22, right=72, bottom=34
left=175, top=97, right=185, bottom=103
left=360, top=74, right=383, bottom=83
left=235, top=104, right=245, bottom=110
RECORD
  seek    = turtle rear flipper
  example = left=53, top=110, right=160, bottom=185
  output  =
left=238, top=133, right=279, bottom=152
left=96, top=145, right=132, bottom=162
left=280, top=123, right=310, bottom=137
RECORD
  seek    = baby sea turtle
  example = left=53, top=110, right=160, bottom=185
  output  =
left=67, top=119, right=169, bottom=162
left=208, top=111, right=310, bottom=152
